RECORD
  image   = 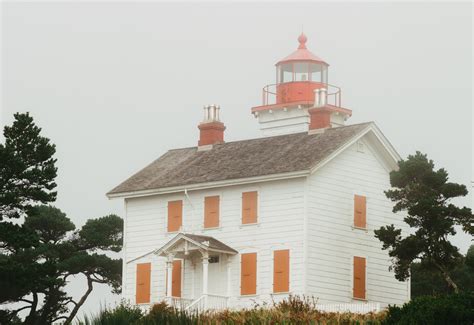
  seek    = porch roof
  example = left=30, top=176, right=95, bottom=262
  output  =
left=156, top=233, right=237, bottom=256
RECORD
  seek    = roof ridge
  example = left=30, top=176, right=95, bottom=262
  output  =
left=166, top=121, right=374, bottom=152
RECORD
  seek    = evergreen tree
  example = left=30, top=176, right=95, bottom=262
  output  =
left=375, top=152, right=473, bottom=293
left=0, top=113, right=123, bottom=324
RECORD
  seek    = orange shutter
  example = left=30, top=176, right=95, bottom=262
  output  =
left=136, top=263, right=151, bottom=304
left=241, top=253, right=257, bottom=295
left=242, top=191, right=258, bottom=224
left=273, top=250, right=290, bottom=293
left=168, top=200, right=183, bottom=232
left=353, top=256, right=366, bottom=299
left=171, top=260, right=182, bottom=297
left=204, top=196, right=220, bottom=228
left=354, top=195, right=367, bottom=228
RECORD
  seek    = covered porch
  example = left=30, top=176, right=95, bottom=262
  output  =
left=154, top=233, right=238, bottom=311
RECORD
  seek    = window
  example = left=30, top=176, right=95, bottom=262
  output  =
left=168, top=200, right=183, bottom=232
left=204, top=196, right=220, bottom=228
left=354, top=195, right=367, bottom=229
left=241, top=253, right=257, bottom=295
left=242, top=191, right=258, bottom=224
left=273, top=250, right=290, bottom=293
left=209, top=256, right=219, bottom=263
left=136, top=263, right=151, bottom=304
left=310, top=63, right=322, bottom=82
left=294, top=62, right=309, bottom=82
left=353, top=256, right=366, bottom=299
left=279, top=63, right=293, bottom=83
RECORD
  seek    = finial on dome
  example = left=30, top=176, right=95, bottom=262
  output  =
left=298, top=33, right=307, bottom=49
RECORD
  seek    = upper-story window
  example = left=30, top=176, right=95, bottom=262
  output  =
left=242, top=191, right=258, bottom=224
left=204, top=195, right=220, bottom=228
left=167, top=200, right=182, bottom=232
left=353, top=195, right=367, bottom=229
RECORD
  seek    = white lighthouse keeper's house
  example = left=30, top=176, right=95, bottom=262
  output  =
left=107, top=34, right=410, bottom=312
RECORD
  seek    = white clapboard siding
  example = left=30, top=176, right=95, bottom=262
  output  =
left=306, top=137, right=410, bottom=307
left=123, top=178, right=306, bottom=307
left=121, top=132, right=409, bottom=310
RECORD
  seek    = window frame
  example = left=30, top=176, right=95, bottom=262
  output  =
left=136, top=262, right=151, bottom=304
left=203, top=195, right=221, bottom=229
left=272, top=249, right=290, bottom=294
left=352, top=255, right=367, bottom=300
left=240, top=252, right=257, bottom=296
left=167, top=200, right=183, bottom=233
left=241, top=190, right=259, bottom=225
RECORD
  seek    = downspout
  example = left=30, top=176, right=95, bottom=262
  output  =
left=184, top=188, right=195, bottom=233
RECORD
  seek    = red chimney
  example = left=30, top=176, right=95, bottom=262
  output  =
left=308, top=88, right=351, bottom=131
left=198, top=105, right=226, bottom=146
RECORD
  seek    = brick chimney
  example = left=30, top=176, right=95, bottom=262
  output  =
left=308, top=88, right=331, bottom=130
left=198, top=105, right=226, bottom=147
left=308, top=88, right=351, bottom=132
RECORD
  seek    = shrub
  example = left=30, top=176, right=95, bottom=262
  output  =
left=78, top=296, right=387, bottom=324
left=80, top=303, right=143, bottom=325
left=383, top=292, right=474, bottom=325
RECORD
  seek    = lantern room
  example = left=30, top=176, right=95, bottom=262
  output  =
left=251, top=33, right=352, bottom=137
left=275, top=33, right=329, bottom=104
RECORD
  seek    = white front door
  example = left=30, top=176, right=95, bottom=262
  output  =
left=208, top=255, right=225, bottom=295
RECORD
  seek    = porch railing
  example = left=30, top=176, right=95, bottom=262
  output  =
left=185, top=294, right=229, bottom=312
left=315, top=302, right=380, bottom=314
left=206, top=294, right=229, bottom=310
left=166, top=297, right=194, bottom=310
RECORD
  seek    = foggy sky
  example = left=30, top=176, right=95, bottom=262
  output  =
left=1, top=1, right=472, bottom=318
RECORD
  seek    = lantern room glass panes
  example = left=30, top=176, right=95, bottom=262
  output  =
left=277, top=62, right=328, bottom=84
left=294, top=63, right=309, bottom=82
left=278, top=63, right=293, bottom=83
left=309, top=63, right=328, bottom=83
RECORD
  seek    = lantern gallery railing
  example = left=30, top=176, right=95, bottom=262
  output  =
left=261, top=83, right=342, bottom=107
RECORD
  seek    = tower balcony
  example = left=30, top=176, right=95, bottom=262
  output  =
left=252, top=82, right=342, bottom=113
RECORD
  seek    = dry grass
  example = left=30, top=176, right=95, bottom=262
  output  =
left=79, top=295, right=387, bottom=325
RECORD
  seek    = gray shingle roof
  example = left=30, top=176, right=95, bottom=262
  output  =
left=108, top=123, right=371, bottom=196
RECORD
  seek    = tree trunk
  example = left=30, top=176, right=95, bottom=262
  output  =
left=64, top=276, right=93, bottom=325
left=23, top=292, right=38, bottom=325
left=434, top=262, right=459, bottom=294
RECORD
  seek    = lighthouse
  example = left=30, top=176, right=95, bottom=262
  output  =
left=252, top=33, right=352, bottom=136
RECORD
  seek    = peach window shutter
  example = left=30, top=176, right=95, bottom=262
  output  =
left=168, top=200, right=183, bottom=232
left=354, top=195, right=367, bottom=228
left=204, top=196, right=220, bottom=228
left=242, top=191, right=258, bottom=224
left=353, top=256, right=366, bottom=299
left=171, top=260, right=182, bottom=298
left=273, top=250, right=289, bottom=293
left=136, top=263, right=151, bottom=304
left=241, top=253, right=257, bottom=295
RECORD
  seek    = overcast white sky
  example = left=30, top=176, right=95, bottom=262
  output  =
left=1, top=1, right=473, bottom=318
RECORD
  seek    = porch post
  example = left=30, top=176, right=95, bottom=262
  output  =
left=202, top=252, right=209, bottom=295
left=226, top=256, right=232, bottom=297
left=166, top=253, right=174, bottom=297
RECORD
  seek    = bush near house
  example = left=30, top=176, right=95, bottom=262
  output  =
left=383, top=291, right=474, bottom=325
